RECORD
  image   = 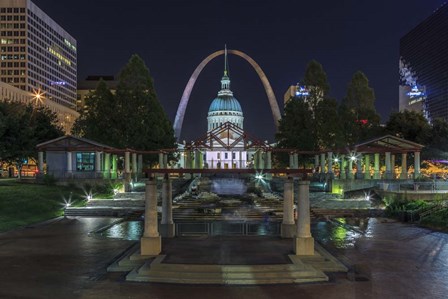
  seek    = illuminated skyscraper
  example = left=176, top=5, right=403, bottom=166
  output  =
left=0, top=0, right=78, bottom=132
left=399, top=3, right=448, bottom=122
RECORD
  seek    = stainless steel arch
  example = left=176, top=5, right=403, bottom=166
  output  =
left=173, top=49, right=281, bottom=140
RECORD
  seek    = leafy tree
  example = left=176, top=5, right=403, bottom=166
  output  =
left=344, top=71, right=375, bottom=113
left=314, top=98, right=343, bottom=149
left=302, top=60, right=330, bottom=113
left=72, top=54, right=176, bottom=164
left=386, top=110, right=431, bottom=144
left=0, top=102, right=63, bottom=178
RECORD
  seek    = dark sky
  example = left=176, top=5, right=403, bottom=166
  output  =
left=34, top=0, right=447, bottom=141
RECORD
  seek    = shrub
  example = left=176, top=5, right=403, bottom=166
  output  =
left=43, top=174, right=57, bottom=186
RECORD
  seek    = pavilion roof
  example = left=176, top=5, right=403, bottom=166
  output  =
left=36, top=135, right=116, bottom=152
left=352, top=135, right=424, bottom=154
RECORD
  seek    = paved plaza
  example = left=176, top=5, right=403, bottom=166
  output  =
left=0, top=217, right=447, bottom=298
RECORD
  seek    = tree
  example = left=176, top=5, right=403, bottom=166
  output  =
left=386, top=110, right=431, bottom=144
left=72, top=54, right=176, bottom=164
left=0, top=102, right=63, bottom=178
left=302, top=60, right=330, bottom=113
left=340, top=71, right=381, bottom=144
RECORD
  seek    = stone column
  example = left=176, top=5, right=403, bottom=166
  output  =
left=112, top=155, right=117, bottom=179
left=374, top=153, right=380, bottom=179
left=185, top=151, right=192, bottom=169
left=159, top=153, right=164, bottom=169
left=293, top=153, right=299, bottom=169
left=95, top=152, right=102, bottom=177
left=289, top=154, right=294, bottom=169
left=66, top=151, right=72, bottom=178
left=141, top=179, right=161, bottom=255
left=160, top=175, right=174, bottom=238
left=314, top=155, right=319, bottom=170
left=401, top=153, right=408, bottom=179
left=385, top=152, right=392, bottom=179
left=38, top=151, right=44, bottom=173
left=356, top=154, right=363, bottom=179
left=340, top=155, right=346, bottom=179
left=364, top=154, right=370, bottom=179
left=124, top=151, right=131, bottom=191
left=348, top=158, right=354, bottom=179
left=124, top=151, right=131, bottom=174
left=281, top=177, right=295, bottom=238
left=414, top=151, right=421, bottom=178
left=327, top=152, right=333, bottom=175
left=194, top=150, right=200, bottom=170
left=104, top=153, right=111, bottom=179
left=295, top=181, right=314, bottom=256
left=266, top=151, right=272, bottom=179
left=239, top=151, right=243, bottom=169
left=138, top=154, right=143, bottom=178
left=320, top=153, right=325, bottom=174
left=132, top=153, right=137, bottom=177
left=163, top=154, right=168, bottom=169
left=391, top=154, right=396, bottom=179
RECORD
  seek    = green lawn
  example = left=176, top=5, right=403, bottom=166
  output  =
left=0, top=179, right=86, bottom=232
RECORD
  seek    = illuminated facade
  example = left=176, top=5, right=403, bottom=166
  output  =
left=0, top=0, right=78, bottom=132
left=399, top=3, right=448, bottom=121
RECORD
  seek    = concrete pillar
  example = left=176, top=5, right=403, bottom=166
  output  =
left=112, top=155, right=117, bottom=179
left=239, top=151, right=243, bottom=168
left=340, top=155, right=346, bottom=179
left=356, top=154, right=363, bottom=179
left=38, top=151, right=44, bottom=173
left=281, top=177, right=295, bottom=238
left=391, top=154, right=396, bottom=179
left=289, top=154, right=294, bottom=169
left=66, top=151, right=72, bottom=177
left=266, top=151, right=272, bottom=169
left=95, top=152, right=102, bottom=176
left=348, top=158, right=354, bottom=179
left=194, top=150, right=200, bottom=169
left=414, top=152, right=421, bottom=178
left=104, top=153, right=111, bottom=179
left=364, top=154, right=370, bottom=179
left=160, top=176, right=174, bottom=238
left=327, top=152, right=333, bottom=174
left=314, top=155, right=319, bottom=170
left=124, top=151, right=131, bottom=174
left=295, top=181, right=314, bottom=255
left=374, top=153, right=380, bottom=179
left=185, top=151, right=191, bottom=169
left=385, top=152, right=392, bottom=179
left=401, top=153, right=408, bottom=179
left=163, top=154, right=168, bottom=169
left=132, top=153, right=137, bottom=176
left=159, top=153, right=164, bottom=169
left=293, top=153, right=299, bottom=169
left=320, top=153, right=325, bottom=174
left=141, top=179, right=161, bottom=255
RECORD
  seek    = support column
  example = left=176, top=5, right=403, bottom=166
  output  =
left=239, top=151, right=243, bottom=169
left=289, top=153, right=294, bottom=169
left=104, top=153, right=111, bottom=179
left=132, top=153, right=137, bottom=178
left=293, top=153, right=299, bottom=169
left=348, top=158, right=354, bottom=179
left=66, top=151, right=72, bottom=178
left=95, top=152, right=102, bottom=177
left=138, top=154, right=143, bottom=178
left=314, top=155, right=319, bottom=170
left=356, top=154, right=363, bottom=179
left=391, top=154, right=396, bottom=179
left=141, top=178, right=161, bottom=255
left=160, top=175, right=174, bottom=238
left=295, top=181, right=314, bottom=255
left=340, top=155, right=346, bottom=179
left=281, top=177, right=295, bottom=238
left=112, top=155, right=117, bottom=179
left=374, top=153, right=380, bottom=179
left=401, top=153, right=408, bottom=179
left=385, top=152, right=392, bottom=179
left=159, top=153, right=164, bottom=169
left=164, top=154, right=168, bottom=169
left=327, top=152, right=333, bottom=175
left=194, top=150, right=200, bottom=170
left=266, top=151, right=272, bottom=179
left=38, top=151, right=44, bottom=173
left=124, top=151, right=131, bottom=192
left=364, top=154, right=370, bottom=180
left=414, top=151, right=421, bottom=179
left=320, top=153, right=325, bottom=174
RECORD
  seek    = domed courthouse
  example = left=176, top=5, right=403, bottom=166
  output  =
left=204, top=54, right=248, bottom=169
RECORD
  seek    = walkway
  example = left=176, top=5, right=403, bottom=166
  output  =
left=0, top=217, right=447, bottom=298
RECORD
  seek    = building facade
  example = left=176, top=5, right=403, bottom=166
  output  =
left=399, top=3, right=448, bottom=121
left=77, top=75, right=118, bottom=112
left=0, top=0, right=78, bottom=132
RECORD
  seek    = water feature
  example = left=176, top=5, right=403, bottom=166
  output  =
left=210, top=178, right=247, bottom=195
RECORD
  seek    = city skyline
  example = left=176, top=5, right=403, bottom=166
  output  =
left=32, top=0, right=447, bottom=141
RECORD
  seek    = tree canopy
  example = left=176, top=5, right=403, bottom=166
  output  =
left=72, top=54, right=176, bottom=164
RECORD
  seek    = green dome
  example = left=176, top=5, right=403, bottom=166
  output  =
left=208, top=95, right=242, bottom=113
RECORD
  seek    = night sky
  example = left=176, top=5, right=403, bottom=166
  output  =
left=34, top=0, right=447, bottom=141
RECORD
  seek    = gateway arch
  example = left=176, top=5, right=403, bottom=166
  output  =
left=173, top=49, right=281, bottom=140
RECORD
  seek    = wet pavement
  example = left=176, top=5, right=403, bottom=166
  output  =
left=0, top=217, right=447, bottom=298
